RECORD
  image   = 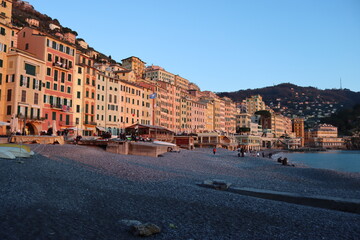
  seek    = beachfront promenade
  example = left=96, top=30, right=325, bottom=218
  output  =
left=0, top=145, right=359, bottom=239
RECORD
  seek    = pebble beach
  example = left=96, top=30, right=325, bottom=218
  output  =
left=0, top=144, right=359, bottom=240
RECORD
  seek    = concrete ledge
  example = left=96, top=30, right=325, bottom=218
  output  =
left=198, top=183, right=360, bottom=214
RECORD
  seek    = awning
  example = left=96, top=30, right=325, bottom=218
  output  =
left=96, top=126, right=106, bottom=132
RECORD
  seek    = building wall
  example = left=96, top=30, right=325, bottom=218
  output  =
left=244, top=94, right=266, bottom=115
left=292, top=118, right=305, bottom=147
left=122, top=56, right=146, bottom=80
left=4, top=50, right=45, bottom=134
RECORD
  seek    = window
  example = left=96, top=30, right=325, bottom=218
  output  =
left=68, top=74, right=72, bottom=81
left=25, top=43, right=29, bottom=50
left=60, top=85, right=64, bottom=92
left=6, top=105, right=11, bottom=115
left=52, top=112, right=56, bottom=120
left=7, top=89, right=11, bottom=101
left=76, top=105, right=80, bottom=113
left=54, top=70, right=58, bottom=81
left=21, top=90, right=26, bottom=102
left=77, top=91, right=81, bottom=98
left=46, top=82, right=50, bottom=89
left=0, top=27, right=5, bottom=35
left=86, top=91, right=89, bottom=98
left=77, top=79, right=81, bottom=85
left=34, top=93, right=39, bottom=105
left=47, top=68, right=51, bottom=76
left=54, top=83, right=58, bottom=90
left=61, top=72, right=65, bottom=83
left=0, top=59, right=3, bottom=67
left=67, top=87, right=71, bottom=93
left=0, top=43, right=6, bottom=52
left=78, top=67, right=82, bottom=74
left=47, top=53, right=52, bottom=62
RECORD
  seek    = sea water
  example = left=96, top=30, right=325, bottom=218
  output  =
left=274, top=150, right=360, bottom=173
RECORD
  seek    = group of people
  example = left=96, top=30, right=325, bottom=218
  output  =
left=236, top=148, right=270, bottom=158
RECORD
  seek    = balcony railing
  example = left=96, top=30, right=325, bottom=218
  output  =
left=59, top=121, right=75, bottom=126
left=50, top=104, right=72, bottom=112
left=83, top=121, right=97, bottom=126
left=16, top=114, right=46, bottom=122
left=53, top=62, right=72, bottom=70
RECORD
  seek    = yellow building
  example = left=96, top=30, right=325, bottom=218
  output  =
left=121, top=56, right=146, bottom=80
left=76, top=51, right=97, bottom=136
left=0, top=0, right=13, bottom=133
left=174, top=75, right=189, bottom=90
left=145, top=65, right=175, bottom=84
left=306, top=124, right=343, bottom=148
left=243, top=94, right=266, bottom=115
left=72, top=68, right=83, bottom=135
left=223, top=97, right=236, bottom=133
left=119, top=80, right=152, bottom=132
left=3, top=48, right=45, bottom=135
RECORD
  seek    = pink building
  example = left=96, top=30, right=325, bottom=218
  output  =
left=17, top=27, right=76, bottom=133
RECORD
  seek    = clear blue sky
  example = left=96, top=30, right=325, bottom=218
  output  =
left=30, top=0, right=360, bottom=92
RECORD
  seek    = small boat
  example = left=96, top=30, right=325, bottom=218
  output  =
left=0, top=150, right=16, bottom=159
left=0, top=144, right=34, bottom=158
left=153, top=141, right=176, bottom=147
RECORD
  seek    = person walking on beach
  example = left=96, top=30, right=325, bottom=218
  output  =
left=213, top=147, right=217, bottom=155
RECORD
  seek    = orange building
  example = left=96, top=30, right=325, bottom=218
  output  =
left=17, top=27, right=76, bottom=133
left=292, top=118, right=305, bottom=147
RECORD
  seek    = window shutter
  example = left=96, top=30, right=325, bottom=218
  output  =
left=20, top=75, right=23, bottom=86
left=26, top=77, right=30, bottom=88
left=33, top=78, right=36, bottom=89
left=39, top=80, right=42, bottom=91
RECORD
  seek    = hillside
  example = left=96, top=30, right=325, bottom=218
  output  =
left=217, top=83, right=360, bottom=128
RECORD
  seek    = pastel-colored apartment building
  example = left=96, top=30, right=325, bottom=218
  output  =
left=174, top=74, right=189, bottom=90
left=4, top=48, right=45, bottom=135
left=292, top=118, right=305, bottom=147
left=17, top=27, right=76, bottom=133
left=145, top=65, right=175, bottom=84
left=305, top=123, right=343, bottom=148
left=122, top=56, right=146, bottom=80
left=243, top=94, right=266, bottom=115
left=223, top=97, right=236, bottom=133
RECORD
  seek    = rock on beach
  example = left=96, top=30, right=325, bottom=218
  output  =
left=0, top=144, right=359, bottom=240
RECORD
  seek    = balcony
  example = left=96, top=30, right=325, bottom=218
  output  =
left=16, top=114, right=46, bottom=122
left=83, top=121, right=97, bottom=126
left=50, top=104, right=72, bottom=112
left=53, top=62, right=72, bottom=70
left=59, top=121, right=75, bottom=127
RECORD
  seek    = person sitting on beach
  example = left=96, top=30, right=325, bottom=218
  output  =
left=237, top=148, right=241, bottom=157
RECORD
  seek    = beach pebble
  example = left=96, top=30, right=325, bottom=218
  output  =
left=131, top=223, right=161, bottom=237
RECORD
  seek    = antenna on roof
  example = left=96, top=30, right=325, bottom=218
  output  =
left=340, top=77, right=342, bottom=90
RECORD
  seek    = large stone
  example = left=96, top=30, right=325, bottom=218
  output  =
left=119, top=219, right=142, bottom=227
left=202, top=179, right=232, bottom=190
left=131, top=223, right=161, bottom=237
